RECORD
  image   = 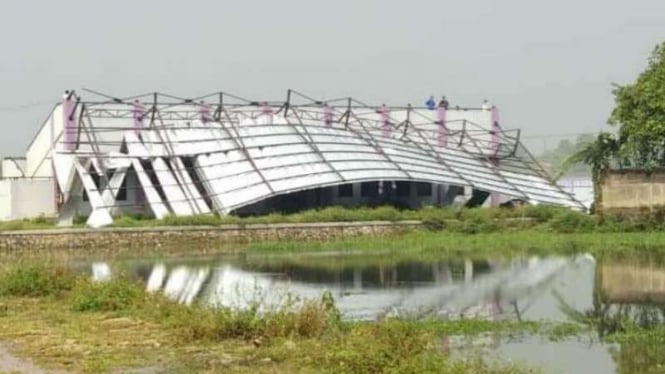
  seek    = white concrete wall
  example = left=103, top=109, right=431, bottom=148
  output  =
left=1, top=158, right=26, bottom=178
left=0, top=178, right=55, bottom=221
left=26, top=105, right=62, bottom=177
left=11, top=179, right=55, bottom=219
left=0, top=180, right=11, bottom=221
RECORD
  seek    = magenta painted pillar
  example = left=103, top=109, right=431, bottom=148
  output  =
left=261, top=102, right=273, bottom=123
left=132, top=100, right=145, bottom=132
left=62, top=91, right=76, bottom=151
left=380, top=105, right=390, bottom=137
left=199, top=101, right=211, bottom=123
left=490, top=107, right=500, bottom=157
left=323, top=104, right=333, bottom=128
left=436, top=106, right=447, bottom=147
left=132, top=100, right=146, bottom=211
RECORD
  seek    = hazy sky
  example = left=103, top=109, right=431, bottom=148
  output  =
left=0, top=0, right=663, bottom=155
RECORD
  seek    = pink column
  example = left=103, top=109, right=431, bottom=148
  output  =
left=62, top=91, right=76, bottom=151
left=380, top=105, right=390, bottom=137
left=261, top=102, right=273, bottom=123
left=199, top=101, right=211, bottom=123
left=323, top=104, right=333, bottom=128
left=490, top=107, right=500, bottom=157
left=436, top=106, right=447, bottom=147
left=132, top=100, right=145, bottom=132
left=132, top=100, right=145, bottom=211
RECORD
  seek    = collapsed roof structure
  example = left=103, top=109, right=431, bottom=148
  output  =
left=23, top=89, right=583, bottom=227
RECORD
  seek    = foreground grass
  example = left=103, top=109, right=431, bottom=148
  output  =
left=0, top=263, right=538, bottom=373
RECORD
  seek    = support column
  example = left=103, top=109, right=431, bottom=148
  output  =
left=323, top=103, right=333, bottom=128
left=199, top=101, right=211, bottom=123
left=260, top=102, right=273, bottom=124
left=132, top=100, right=146, bottom=211
left=62, top=91, right=76, bottom=152
left=380, top=104, right=390, bottom=137
left=437, top=106, right=447, bottom=147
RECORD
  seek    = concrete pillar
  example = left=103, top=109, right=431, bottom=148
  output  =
left=323, top=103, right=333, bottom=128
left=62, top=91, right=76, bottom=152
left=133, top=100, right=145, bottom=211
left=199, top=101, right=211, bottom=123
left=352, top=183, right=361, bottom=203
left=437, top=106, right=447, bottom=147
left=260, top=102, right=273, bottom=124
left=380, top=105, right=390, bottom=137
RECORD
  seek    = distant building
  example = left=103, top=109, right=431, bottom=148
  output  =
left=0, top=89, right=583, bottom=227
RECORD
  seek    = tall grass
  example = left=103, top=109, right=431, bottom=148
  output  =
left=0, top=262, right=75, bottom=297
left=0, top=263, right=543, bottom=373
left=6, top=205, right=665, bottom=237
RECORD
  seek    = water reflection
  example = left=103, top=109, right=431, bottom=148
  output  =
left=86, top=253, right=595, bottom=322
left=80, top=253, right=665, bottom=373
left=556, top=262, right=665, bottom=337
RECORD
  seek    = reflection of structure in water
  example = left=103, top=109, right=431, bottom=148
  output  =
left=598, top=264, right=665, bottom=304
left=238, top=260, right=493, bottom=287
left=91, top=255, right=590, bottom=321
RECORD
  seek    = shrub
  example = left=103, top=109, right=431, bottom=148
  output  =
left=167, top=293, right=340, bottom=342
left=421, top=218, right=445, bottom=231
left=0, top=264, right=76, bottom=297
left=159, top=214, right=223, bottom=226
left=321, top=321, right=444, bottom=373
left=519, top=204, right=567, bottom=223
left=549, top=211, right=597, bottom=233
left=70, top=277, right=144, bottom=312
left=456, top=212, right=498, bottom=234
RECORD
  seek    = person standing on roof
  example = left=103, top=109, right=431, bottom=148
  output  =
left=438, top=96, right=449, bottom=110
left=481, top=99, right=491, bottom=111
left=425, top=96, right=436, bottom=110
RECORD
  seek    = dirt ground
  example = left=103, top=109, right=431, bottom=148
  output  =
left=0, top=342, right=53, bottom=374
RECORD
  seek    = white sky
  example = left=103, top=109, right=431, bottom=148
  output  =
left=0, top=0, right=664, bottom=155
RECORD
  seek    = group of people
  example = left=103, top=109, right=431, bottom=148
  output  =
left=425, top=96, right=449, bottom=110
left=424, top=96, right=492, bottom=111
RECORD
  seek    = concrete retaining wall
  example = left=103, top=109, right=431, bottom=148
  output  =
left=0, top=221, right=422, bottom=253
left=600, top=170, right=665, bottom=212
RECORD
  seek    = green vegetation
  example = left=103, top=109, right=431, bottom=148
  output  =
left=608, top=41, right=665, bottom=169
left=538, top=134, right=594, bottom=178
left=108, top=205, right=557, bottom=228
left=0, top=263, right=538, bottom=373
left=564, top=41, right=665, bottom=192
left=244, top=230, right=665, bottom=264
left=0, top=262, right=75, bottom=297
left=5, top=204, right=665, bottom=240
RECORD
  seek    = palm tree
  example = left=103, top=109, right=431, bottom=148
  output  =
left=555, top=133, right=619, bottom=210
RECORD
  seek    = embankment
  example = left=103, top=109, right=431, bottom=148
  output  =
left=0, top=221, right=422, bottom=253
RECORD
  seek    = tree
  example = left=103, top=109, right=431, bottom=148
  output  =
left=539, top=134, right=595, bottom=179
left=609, top=41, right=665, bottom=167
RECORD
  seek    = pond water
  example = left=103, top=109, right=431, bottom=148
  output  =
left=75, top=252, right=665, bottom=374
